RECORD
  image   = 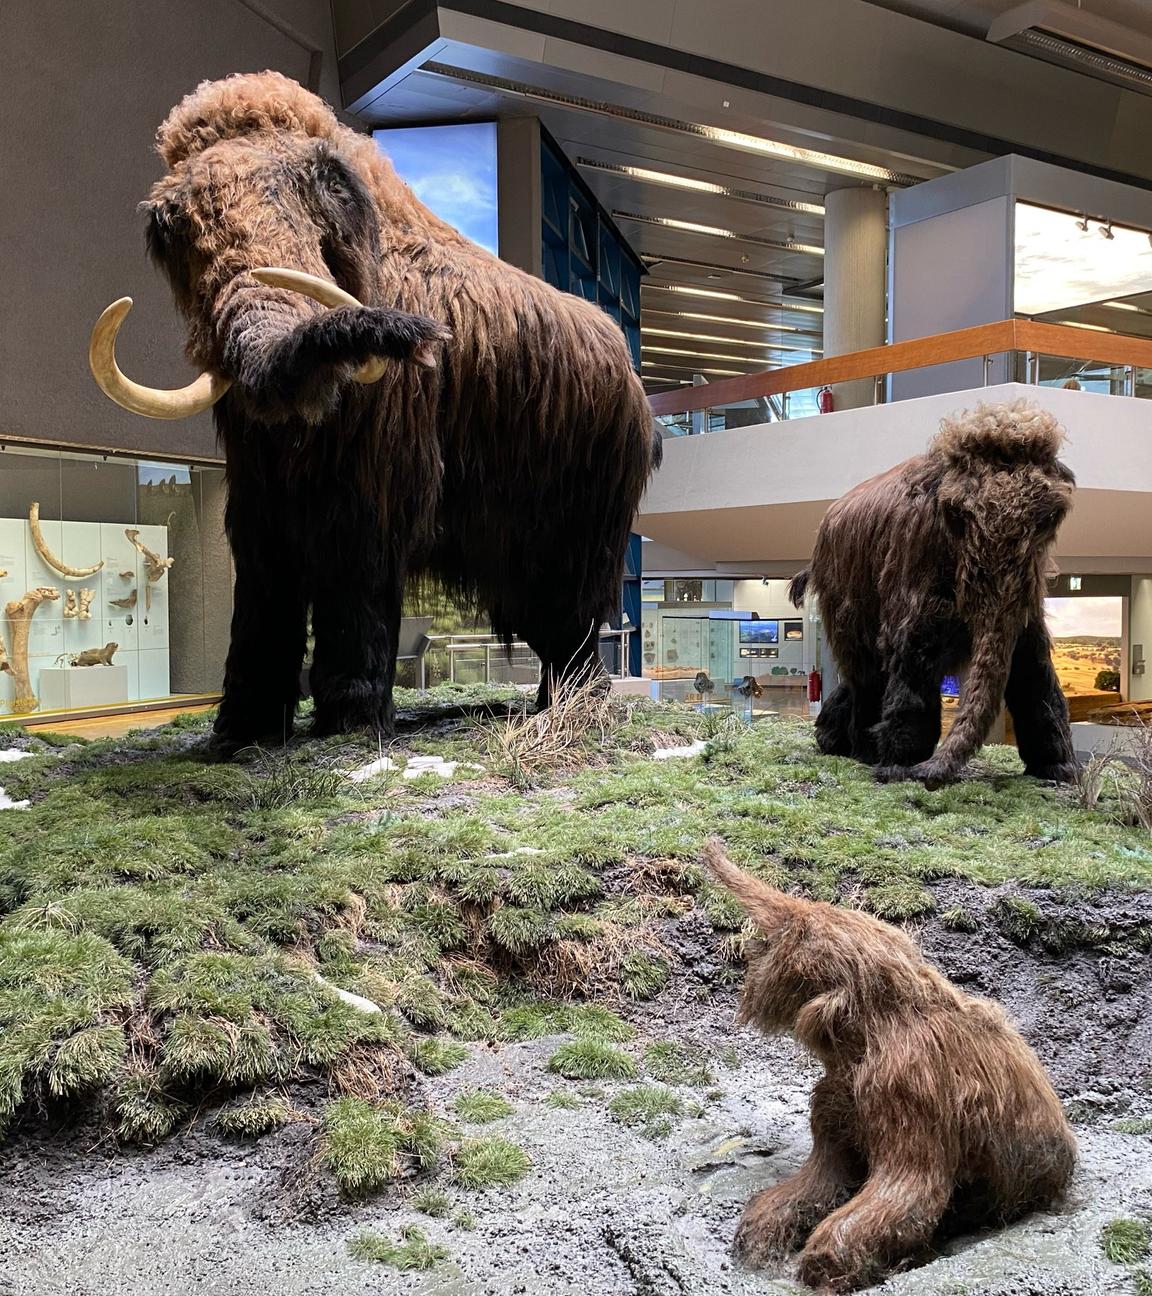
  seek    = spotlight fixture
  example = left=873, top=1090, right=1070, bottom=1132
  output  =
left=422, top=63, right=922, bottom=184
left=1075, top=213, right=1090, bottom=232
left=615, top=210, right=824, bottom=257
left=1100, top=221, right=1115, bottom=240
left=575, top=158, right=826, bottom=216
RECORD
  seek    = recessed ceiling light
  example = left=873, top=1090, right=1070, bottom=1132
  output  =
left=644, top=283, right=824, bottom=312
left=1102, top=300, right=1152, bottom=315
left=615, top=210, right=824, bottom=256
left=1058, top=320, right=1115, bottom=333
left=423, top=62, right=921, bottom=184
left=645, top=326, right=821, bottom=354
left=576, top=158, right=826, bottom=216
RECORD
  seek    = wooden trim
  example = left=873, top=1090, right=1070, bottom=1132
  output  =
left=18, top=694, right=222, bottom=730
left=0, top=431, right=225, bottom=467
left=647, top=319, right=1152, bottom=416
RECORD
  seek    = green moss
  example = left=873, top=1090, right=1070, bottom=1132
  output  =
left=940, top=906, right=979, bottom=933
left=865, top=882, right=935, bottom=921
left=544, top=1090, right=583, bottom=1110
left=643, top=1041, right=712, bottom=1087
left=453, top=1135, right=531, bottom=1188
left=993, top=896, right=1043, bottom=945
left=548, top=1040, right=638, bottom=1081
left=1100, top=1218, right=1151, bottom=1265
left=454, top=1090, right=514, bottom=1123
left=347, top=1225, right=448, bottom=1270
left=1111, top=1117, right=1152, bottom=1135
left=608, top=1085, right=684, bottom=1138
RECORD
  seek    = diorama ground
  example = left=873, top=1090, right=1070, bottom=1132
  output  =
left=1, top=687, right=1150, bottom=1296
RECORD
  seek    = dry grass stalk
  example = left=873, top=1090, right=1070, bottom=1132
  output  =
left=479, top=663, right=622, bottom=782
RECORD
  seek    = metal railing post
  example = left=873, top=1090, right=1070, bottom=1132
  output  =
left=873, top=374, right=885, bottom=405
left=1125, top=365, right=1137, bottom=397
left=982, top=353, right=992, bottom=386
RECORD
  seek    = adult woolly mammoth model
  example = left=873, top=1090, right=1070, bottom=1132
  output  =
left=704, top=840, right=1075, bottom=1293
left=90, top=72, right=659, bottom=756
left=790, top=401, right=1076, bottom=787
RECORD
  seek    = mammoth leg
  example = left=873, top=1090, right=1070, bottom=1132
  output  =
left=814, top=683, right=855, bottom=757
left=734, top=1074, right=864, bottom=1268
left=213, top=480, right=307, bottom=755
left=893, top=615, right=1017, bottom=788
left=872, top=625, right=949, bottom=779
left=519, top=613, right=604, bottom=711
left=1005, top=618, right=1077, bottom=781
left=309, top=501, right=403, bottom=738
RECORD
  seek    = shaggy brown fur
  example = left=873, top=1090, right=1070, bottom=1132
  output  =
left=791, top=401, right=1076, bottom=787
left=143, top=72, right=659, bottom=752
left=703, top=840, right=1075, bottom=1293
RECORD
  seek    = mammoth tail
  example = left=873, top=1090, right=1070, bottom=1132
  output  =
left=701, top=838, right=803, bottom=932
left=788, top=569, right=810, bottom=608
left=932, top=399, right=1069, bottom=473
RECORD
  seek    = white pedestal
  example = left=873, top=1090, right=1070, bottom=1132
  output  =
left=38, top=665, right=130, bottom=711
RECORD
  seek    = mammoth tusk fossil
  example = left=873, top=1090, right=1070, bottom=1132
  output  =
left=250, top=267, right=397, bottom=382
left=89, top=297, right=231, bottom=419
left=29, top=502, right=105, bottom=578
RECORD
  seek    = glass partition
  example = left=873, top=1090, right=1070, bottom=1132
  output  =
left=0, top=445, right=230, bottom=722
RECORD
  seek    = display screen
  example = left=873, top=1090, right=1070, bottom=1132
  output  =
left=373, top=122, right=499, bottom=254
left=739, top=620, right=779, bottom=644
left=783, top=620, right=804, bottom=642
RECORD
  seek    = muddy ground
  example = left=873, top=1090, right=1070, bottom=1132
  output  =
left=3, top=879, right=1150, bottom=1296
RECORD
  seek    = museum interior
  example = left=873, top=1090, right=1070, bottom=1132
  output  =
left=6, top=0, right=1152, bottom=754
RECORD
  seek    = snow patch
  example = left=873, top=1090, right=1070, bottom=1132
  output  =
left=0, top=749, right=35, bottom=763
left=312, top=973, right=383, bottom=1015
left=402, top=755, right=483, bottom=780
left=347, top=755, right=397, bottom=783
left=652, top=740, right=708, bottom=761
left=0, top=787, right=30, bottom=811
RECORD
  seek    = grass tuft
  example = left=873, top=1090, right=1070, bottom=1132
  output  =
left=548, top=1039, right=638, bottom=1081
left=643, top=1041, right=712, bottom=1087
left=453, top=1135, right=531, bottom=1189
left=347, top=1225, right=448, bottom=1270
left=214, top=1097, right=294, bottom=1139
left=409, top=1037, right=470, bottom=1076
left=608, top=1084, right=684, bottom=1138
left=1100, top=1218, right=1152, bottom=1265
left=454, top=1090, right=514, bottom=1123
left=411, top=1186, right=454, bottom=1217
left=321, top=1096, right=447, bottom=1197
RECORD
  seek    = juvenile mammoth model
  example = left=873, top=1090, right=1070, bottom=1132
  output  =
left=791, top=401, right=1076, bottom=787
left=704, top=840, right=1075, bottom=1293
left=90, top=72, right=659, bottom=755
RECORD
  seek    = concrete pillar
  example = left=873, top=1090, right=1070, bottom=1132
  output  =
left=1129, top=577, right=1152, bottom=702
left=823, top=186, right=888, bottom=411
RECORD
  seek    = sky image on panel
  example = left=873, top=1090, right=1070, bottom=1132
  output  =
left=374, top=122, right=499, bottom=255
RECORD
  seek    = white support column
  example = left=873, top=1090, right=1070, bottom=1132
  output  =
left=1129, top=577, right=1152, bottom=702
left=823, top=186, right=888, bottom=411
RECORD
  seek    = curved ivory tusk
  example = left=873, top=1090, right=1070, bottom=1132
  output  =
left=250, top=267, right=389, bottom=382
left=29, top=502, right=105, bottom=578
left=89, top=297, right=232, bottom=419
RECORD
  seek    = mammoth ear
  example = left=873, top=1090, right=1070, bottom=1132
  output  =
left=143, top=193, right=192, bottom=268
left=793, top=989, right=853, bottom=1051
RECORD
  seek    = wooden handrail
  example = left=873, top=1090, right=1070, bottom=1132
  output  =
left=647, top=319, right=1152, bottom=416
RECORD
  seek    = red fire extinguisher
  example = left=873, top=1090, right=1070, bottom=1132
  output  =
left=807, top=669, right=822, bottom=703
left=817, top=386, right=834, bottom=414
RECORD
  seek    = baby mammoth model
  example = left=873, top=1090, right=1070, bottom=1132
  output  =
left=704, top=840, right=1075, bottom=1293
left=90, top=72, right=659, bottom=757
left=791, top=401, right=1076, bottom=787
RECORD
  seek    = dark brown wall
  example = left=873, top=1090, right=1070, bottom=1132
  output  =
left=2, top=0, right=339, bottom=463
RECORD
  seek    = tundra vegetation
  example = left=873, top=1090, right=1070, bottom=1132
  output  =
left=2, top=683, right=1151, bottom=1276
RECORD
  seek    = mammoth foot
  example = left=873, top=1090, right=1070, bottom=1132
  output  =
left=873, top=756, right=962, bottom=790
left=1023, top=760, right=1079, bottom=783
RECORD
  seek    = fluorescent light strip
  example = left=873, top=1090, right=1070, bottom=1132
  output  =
left=642, top=251, right=802, bottom=283
left=645, top=326, right=821, bottom=354
left=1102, top=300, right=1152, bottom=315
left=642, top=362, right=748, bottom=377
left=644, top=308, right=820, bottom=336
left=644, top=282, right=824, bottom=313
left=423, top=63, right=919, bottom=185
left=576, top=158, right=825, bottom=216
left=618, top=210, right=824, bottom=256
left=644, top=344, right=778, bottom=365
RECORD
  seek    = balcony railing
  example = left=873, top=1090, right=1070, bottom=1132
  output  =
left=647, top=319, right=1152, bottom=435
